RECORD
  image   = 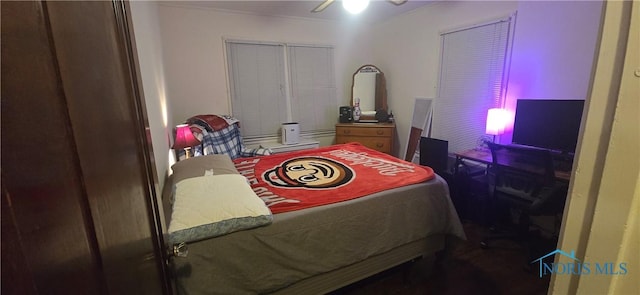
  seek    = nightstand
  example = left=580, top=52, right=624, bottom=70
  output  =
left=335, top=122, right=396, bottom=155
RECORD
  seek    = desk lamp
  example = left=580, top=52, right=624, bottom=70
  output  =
left=172, top=124, right=200, bottom=159
left=485, top=108, right=508, bottom=143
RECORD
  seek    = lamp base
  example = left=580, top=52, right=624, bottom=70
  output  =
left=475, top=135, right=494, bottom=150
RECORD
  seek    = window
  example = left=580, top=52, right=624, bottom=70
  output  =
left=226, top=41, right=337, bottom=140
left=432, top=15, right=516, bottom=153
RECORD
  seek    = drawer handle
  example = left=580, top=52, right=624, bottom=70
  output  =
left=376, top=143, right=384, bottom=148
left=376, top=130, right=384, bottom=135
left=343, top=130, right=351, bottom=134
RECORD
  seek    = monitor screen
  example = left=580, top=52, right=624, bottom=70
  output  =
left=512, top=99, right=585, bottom=154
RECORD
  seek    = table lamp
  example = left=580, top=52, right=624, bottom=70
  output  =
left=485, top=108, right=508, bottom=143
left=172, top=124, right=200, bottom=159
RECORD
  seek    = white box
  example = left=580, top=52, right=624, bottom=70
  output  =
left=281, top=122, right=300, bottom=145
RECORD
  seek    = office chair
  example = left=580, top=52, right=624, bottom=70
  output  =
left=419, top=137, right=449, bottom=175
left=419, top=137, right=475, bottom=220
left=480, top=143, right=568, bottom=262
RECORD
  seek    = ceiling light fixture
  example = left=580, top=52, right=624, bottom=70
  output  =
left=342, top=0, right=370, bottom=14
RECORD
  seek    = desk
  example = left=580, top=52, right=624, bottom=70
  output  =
left=454, top=149, right=571, bottom=182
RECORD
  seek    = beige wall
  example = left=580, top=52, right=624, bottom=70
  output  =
left=157, top=3, right=375, bottom=127
left=370, top=1, right=602, bottom=157
left=370, top=1, right=518, bottom=157
left=154, top=1, right=603, bottom=159
left=129, top=1, right=173, bottom=230
left=501, top=0, right=603, bottom=144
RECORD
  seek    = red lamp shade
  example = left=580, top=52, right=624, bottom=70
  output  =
left=485, top=108, right=508, bottom=136
left=172, top=124, right=200, bottom=150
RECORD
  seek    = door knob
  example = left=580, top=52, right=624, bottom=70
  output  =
left=169, top=242, right=188, bottom=258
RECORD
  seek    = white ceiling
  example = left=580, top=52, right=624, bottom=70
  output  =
left=160, top=0, right=434, bottom=22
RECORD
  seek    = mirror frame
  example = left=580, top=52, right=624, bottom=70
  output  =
left=351, top=64, right=387, bottom=121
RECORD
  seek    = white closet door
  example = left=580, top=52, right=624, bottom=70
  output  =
left=433, top=17, right=513, bottom=153
left=227, top=42, right=287, bottom=138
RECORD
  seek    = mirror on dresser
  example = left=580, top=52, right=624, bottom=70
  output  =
left=336, top=65, right=395, bottom=156
left=351, top=64, right=387, bottom=122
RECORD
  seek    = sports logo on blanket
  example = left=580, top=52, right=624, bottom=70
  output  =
left=263, top=156, right=354, bottom=189
left=234, top=143, right=435, bottom=214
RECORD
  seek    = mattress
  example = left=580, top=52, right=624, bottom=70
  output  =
left=171, top=175, right=465, bottom=294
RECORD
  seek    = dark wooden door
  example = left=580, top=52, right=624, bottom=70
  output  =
left=1, top=1, right=170, bottom=294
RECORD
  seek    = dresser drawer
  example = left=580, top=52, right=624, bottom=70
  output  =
left=335, top=123, right=395, bottom=155
left=358, top=137, right=392, bottom=153
left=335, top=126, right=392, bottom=137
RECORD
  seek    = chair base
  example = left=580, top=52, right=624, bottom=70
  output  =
left=480, top=223, right=559, bottom=270
left=479, top=224, right=526, bottom=249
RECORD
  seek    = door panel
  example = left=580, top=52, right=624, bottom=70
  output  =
left=1, top=1, right=169, bottom=294
left=1, top=2, right=105, bottom=293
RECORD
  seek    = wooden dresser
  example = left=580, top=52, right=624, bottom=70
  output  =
left=335, top=122, right=396, bottom=155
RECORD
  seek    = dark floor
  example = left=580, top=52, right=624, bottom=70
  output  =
left=330, top=221, right=553, bottom=295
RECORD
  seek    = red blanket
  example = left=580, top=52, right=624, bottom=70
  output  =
left=233, top=143, right=435, bottom=214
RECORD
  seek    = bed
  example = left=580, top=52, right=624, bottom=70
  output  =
left=164, top=142, right=465, bottom=294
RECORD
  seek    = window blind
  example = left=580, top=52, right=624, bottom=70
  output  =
left=226, top=41, right=337, bottom=139
left=288, top=45, right=337, bottom=133
left=227, top=42, right=287, bottom=138
left=432, top=17, right=514, bottom=153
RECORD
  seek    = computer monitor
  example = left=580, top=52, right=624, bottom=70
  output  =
left=511, top=99, right=585, bottom=154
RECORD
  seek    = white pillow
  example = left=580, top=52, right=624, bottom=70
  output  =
left=168, top=174, right=272, bottom=243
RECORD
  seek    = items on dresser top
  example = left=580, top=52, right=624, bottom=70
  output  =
left=339, top=106, right=354, bottom=123
left=335, top=122, right=395, bottom=155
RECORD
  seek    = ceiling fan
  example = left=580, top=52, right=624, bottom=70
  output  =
left=312, top=0, right=409, bottom=13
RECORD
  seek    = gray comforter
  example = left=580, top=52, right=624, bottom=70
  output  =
left=171, top=175, right=465, bottom=294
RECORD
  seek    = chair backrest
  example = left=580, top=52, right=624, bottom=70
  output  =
left=419, top=137, right=449, bottom=175
left=488, top=143, right=559, bottom=210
